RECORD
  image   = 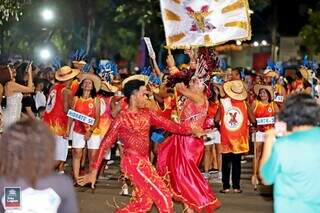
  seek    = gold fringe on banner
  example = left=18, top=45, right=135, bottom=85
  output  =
left=222, top=0, right=244, bottom=13
left=204, top=35, right=212, bottom=46
left=224, top=21, right=248, bottom=30
left=164, top=9, right=181, bottom=21
left=168, top=33, right=186, bottom=43
left=171, top=0, right=181, bottom=4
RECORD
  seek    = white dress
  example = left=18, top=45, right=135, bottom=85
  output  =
left=3, top=92, right=23, bottom=129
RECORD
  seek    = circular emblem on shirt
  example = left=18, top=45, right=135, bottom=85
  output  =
left=88, top=103, right=94, bottom=109
left=268, top=107, right=273, bottom=113
left=45, top=89, right=57, bottom=113
left=223, top=107, right=243, bottom=131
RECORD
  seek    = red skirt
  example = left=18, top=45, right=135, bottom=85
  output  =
left=157, top=135, right=221, bottom=212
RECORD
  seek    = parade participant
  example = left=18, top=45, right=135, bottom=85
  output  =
left=0, top=120, right=78, bottom=213
left=263, top=65, right=287, bottom=109
left=203, top=82, right=224, bottom=180
left=215, top=80, right=256, bottom=193
left=157, top=50, right=221, bottom=213
left=3, top=62, right=34, bottom=129
left=66, top=73, right=101, bottom=182
left=96, top=81, right=118, bottom=178
left=251, top=84, right=279, bottom=185
left=43, top=66, right=80, bottom=173
left=0, top=66, right=13, bottom=134
left=78, top=75, right=201, bottom=213
left=261, top=94, right=320, bottom=213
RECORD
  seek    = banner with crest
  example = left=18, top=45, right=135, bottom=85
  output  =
left=160, top=0, right=252, bottom=48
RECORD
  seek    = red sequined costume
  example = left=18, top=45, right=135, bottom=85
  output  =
left=157, top=98, right=221, bottom=212
left=91, top=108, right=191, bottom=213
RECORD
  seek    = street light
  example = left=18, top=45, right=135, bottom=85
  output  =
left=236, top=40, right=242, bottom=46
left=253, top=41, right=259, bottom=47
left=261, top=40, right=268, bottom=46
left=41, top=8, right=54, bottom=22
left=39, top=48, right=51, bottom=60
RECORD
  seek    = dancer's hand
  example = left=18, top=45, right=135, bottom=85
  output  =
left=78, top=170, right=97, bottom=188
left=191, top=125, right=205, bottom=138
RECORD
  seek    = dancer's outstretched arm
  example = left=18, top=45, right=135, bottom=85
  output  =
left=148, top=109, right=204, bottom=137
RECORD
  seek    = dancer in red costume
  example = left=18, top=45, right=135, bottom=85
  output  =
left=157, top=54, right=221, bottom=212
left=78, top=75, right=202, bottom=213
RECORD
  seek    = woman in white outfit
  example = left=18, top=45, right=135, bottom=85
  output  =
left=3, top=63, right=33, bottom=129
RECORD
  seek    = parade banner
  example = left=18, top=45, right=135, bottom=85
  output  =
left=256, top=116, right=275, bottom=126
left=160, top=0, right=251, bottom=48
left=67, top=109, right=95, bottom=126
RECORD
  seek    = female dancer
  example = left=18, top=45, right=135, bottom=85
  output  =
left=251, top=84, right=279, bottom=185
left=157, top=62, right=221, bottom=212
left=3, top=62, right=33, bottom=128
left=66, top=73, right=101, bottom=182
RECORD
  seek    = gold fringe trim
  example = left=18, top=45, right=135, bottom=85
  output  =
left=164, top=9, right=181, bottom=21
left=224, top=21, right=248, bottom=30
left=168, top=33, right=186, bottom=43
left=204, top=35, right=212, bottom=46
left=222, top=0, right=244, bottom=13
left=171, top=0, right=181, bottom=4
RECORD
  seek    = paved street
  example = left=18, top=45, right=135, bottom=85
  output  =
left=75, top=158, right=273, bottom=213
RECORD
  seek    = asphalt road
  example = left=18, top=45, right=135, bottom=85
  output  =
left=75, top=159, right=273, bottom=213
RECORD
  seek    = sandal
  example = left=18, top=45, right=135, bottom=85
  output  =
left=233, top=189, right=243, bottom=193
left=219, top=189, right=230, bottom=193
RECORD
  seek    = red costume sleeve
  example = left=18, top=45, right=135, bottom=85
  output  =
left=148, top=109, right=191, bottom=135
left=91, top=118, right=120, bottom=170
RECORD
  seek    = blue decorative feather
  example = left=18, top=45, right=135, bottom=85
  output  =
left=266, top=59, right=275, bottom=70
left=218, top=58, right=227, bottom=70
left=275, top=62, right=284, bottom=76
left=96, top=60, right=118, bottom=83
left=52, top=56, right=61, bottom=71
left=140, top=66, right=161, bottom=85
left=81, top=63, right=92, bottom=73
left=70, top=49, right=87, bottom=61
left=211, top=76, right=224, bottom=85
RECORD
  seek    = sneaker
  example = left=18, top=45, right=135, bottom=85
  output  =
left=58, top=171, right=65, bottom=174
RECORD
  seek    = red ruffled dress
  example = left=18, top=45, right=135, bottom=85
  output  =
left=157, top=98, right=221, bottom=212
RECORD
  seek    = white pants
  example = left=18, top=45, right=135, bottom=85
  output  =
left=55, top=136, right=69, bottom=161
left=72, top=132, right=101, bottom=149
left=204, top=130, right=221, bottom=146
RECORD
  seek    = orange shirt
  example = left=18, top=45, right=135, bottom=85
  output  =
left=220, top=98, right=249, bottom=154
left=73, top=97, right=99, bottom=135
left=253, top=101, right=276, bottom=132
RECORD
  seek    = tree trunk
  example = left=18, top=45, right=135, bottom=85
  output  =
left=271, top=0, right=278, bottom=61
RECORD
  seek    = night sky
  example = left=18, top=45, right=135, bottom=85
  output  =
left=251, top=0, right=319, bottom=40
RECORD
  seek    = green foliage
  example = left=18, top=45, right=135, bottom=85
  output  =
left=299, top=9, right=320, bottom=56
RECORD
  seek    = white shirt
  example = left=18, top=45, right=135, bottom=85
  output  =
left=34, top=91, right=46, bottom=110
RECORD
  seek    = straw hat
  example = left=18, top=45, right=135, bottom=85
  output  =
left=101, top=81, right=118, bottom=93
left=263, top=69, right=279, bottom=78
left=299, top=67, right=312, bottom=82
left=78, top=73, right=101, bottom=91
left=55, top=66, right=80, bottom=82
left=223, top=80, right=247, bottom=101
left=253, top=84, right=274, bottom=100
left=122, top=74, right=149, bottom=88
left=72, top=60, right=86, bottom=70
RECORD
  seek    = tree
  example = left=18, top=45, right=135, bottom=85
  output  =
left=299, top=9, right=320, bottom=57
